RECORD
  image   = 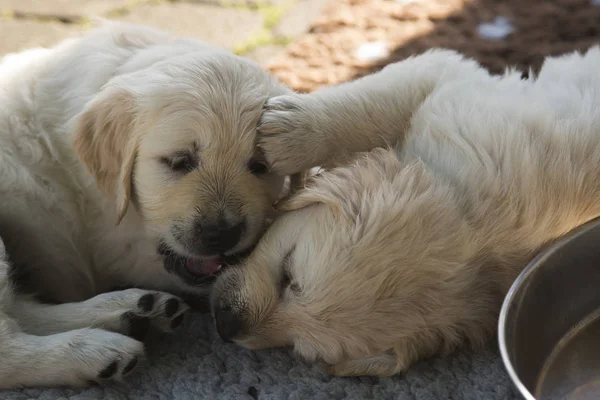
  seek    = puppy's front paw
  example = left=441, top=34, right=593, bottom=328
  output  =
left=133, top=291, right=188, bottom=331
left=258, top=94, right=326, bottom=175
left=91, top=289, right=190, bottom=341
left=70, top=329, right=145, bottom=385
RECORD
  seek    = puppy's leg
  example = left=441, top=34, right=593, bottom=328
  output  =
left=328, top=353, right=402, bottom=377
left=329, top=331, right=446, bottom=377
left=258, top=49, right=488, bottom=175
left=0, top=323, right=144, bottom=388
left=0, top=239, right=143, bottom=388
left=11, top=289, right=189, bottom=339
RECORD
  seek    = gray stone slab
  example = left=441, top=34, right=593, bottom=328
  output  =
left=243, top=44, right=285, bottom=66
left=0, top=0, right=129, bottom=17
left=181, top=0, right=287, bottom=6
left=118, top=2, right=264, bottom=49
left=273, top=0, right=329, bottom=39
left=0, top=19, right=84, bottom=56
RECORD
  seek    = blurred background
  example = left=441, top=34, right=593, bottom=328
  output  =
left=1, top=0, right=600, bottom=92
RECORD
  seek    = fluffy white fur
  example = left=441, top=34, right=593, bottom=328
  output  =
left=0, top=21, right=291, bottom=388
left=212, top=47, right=600, bottom=377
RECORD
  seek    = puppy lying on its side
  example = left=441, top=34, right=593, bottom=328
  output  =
left=211, top=47, right=600, bottom=377
left=0, top=21, right=293, bottom=388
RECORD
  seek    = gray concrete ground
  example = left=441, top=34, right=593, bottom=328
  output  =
left=0, top=0, right=329, bottom=67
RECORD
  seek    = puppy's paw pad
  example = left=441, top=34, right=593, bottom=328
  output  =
left=133, top=292, right=187, bottom=317
left=170, top=314, right=184, bottom=329
left=132, top=291, right=189, bottom=332
left=154, top=295, right=188, bottom=331
left=96, top=355, right=140, bottom=381
left=137, top=293, right=155, bottom=312
left=98, top=361, right=119, bottom=379
left=74, top=329, right=144, bottom=383
left=121, top=312, right=150, bottom=341
left=98, top=289, right=189, bottom=334
left=164, top=298, right=179, bottom=318
left=122, top=356, right=139, bottom=375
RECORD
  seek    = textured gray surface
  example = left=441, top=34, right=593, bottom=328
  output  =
left=0, top=312, right=519, bottom=400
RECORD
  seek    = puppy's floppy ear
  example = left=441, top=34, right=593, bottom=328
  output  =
left=73, top=89, right=139, bottom=224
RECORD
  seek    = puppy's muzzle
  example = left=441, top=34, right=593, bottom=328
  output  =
left=213, top=302, right=244, bottom=343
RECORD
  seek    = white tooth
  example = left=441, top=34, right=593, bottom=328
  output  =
left=217, top=264, right=222, bottom=270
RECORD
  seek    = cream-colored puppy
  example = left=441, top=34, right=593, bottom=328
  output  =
left=0, top=21, right=292, bottom=388
left=211, top=47, right=600, bottom=377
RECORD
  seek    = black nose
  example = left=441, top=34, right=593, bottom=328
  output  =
left=213, top=303, right=244, bottom=343
left=197, top=220, right=245, bottom=254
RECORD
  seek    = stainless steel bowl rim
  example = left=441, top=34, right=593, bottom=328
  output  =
left=498, top=255, right=539, bottom=400
left=498, top=217, right=600, bottom=400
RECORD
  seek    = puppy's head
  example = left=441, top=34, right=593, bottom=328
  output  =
left=211, top=149, right=481, bottom=374
left=73, top=51, right=291, bottom=287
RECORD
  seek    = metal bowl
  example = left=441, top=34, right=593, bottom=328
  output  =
left=499, top=217, right=600, bottom=400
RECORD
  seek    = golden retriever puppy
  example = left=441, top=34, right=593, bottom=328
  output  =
left=211, top=47, right=600, bottom=377
left=0, top=21, right=292, bottom=388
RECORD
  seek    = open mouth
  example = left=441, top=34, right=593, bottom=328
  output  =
left=157, top=242, right=253, bottom=286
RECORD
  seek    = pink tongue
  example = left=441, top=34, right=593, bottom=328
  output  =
left=186, top=256, right=222, bottom=276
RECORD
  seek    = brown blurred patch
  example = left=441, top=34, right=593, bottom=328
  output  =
left=268, top=0, right=600, bottom=92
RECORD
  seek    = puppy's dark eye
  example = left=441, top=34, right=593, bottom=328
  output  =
left=248, top=159, right=268, bottom=175
left=163, top=153, right=197, bottom=173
